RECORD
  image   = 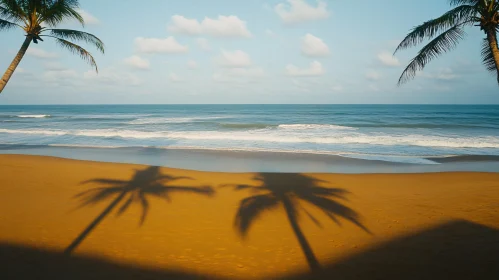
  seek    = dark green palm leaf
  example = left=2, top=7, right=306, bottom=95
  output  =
left=0, top=0, right=27, bottom=23
left=0, top=17, right=18, bottom=30
left=481, top=38, right=499, bottom=84
left=448, top=0, right=480, bottom=5
left=39, top=0, right=83, bottom=27
left=398, top=25, right=466, bottom=85
left=48, top=29, right=104, bottom=53
left=47, top=35, right=98, bottom=72
left=394, top=5, right=476, bottom=54
left=481, top=38, right=497, bottom=72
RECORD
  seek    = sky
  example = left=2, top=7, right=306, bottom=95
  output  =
left=0, top=0, right=498, bottom=104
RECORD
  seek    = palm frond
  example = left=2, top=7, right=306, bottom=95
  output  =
left=481, top=38, right=499, bottom=84
left=448, top=0, right=480, bottom=6
left=394, top=5, right=476, bottom=54
left=38, top=0, right=83, bottom=27
left=398, top=25, right=466, bottom=85
left=0, top=17, right=18, bottom=30
left=481, top=38, right=497, bottom=72
left=47, top=29, right=104, bottom=53
left=0, top=0, right=27, bottom=24
left=46, top=35, right=98, bottom=72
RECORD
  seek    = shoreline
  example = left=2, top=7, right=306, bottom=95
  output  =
left=0, top=154, right=498, bottom=279
left=1, top=144, right=499, bottom=173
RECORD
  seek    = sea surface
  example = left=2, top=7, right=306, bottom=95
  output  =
left=0, top=104, right=498, bottom=172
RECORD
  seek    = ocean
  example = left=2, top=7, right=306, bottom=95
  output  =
left=0, top=104, right=498, bottom=172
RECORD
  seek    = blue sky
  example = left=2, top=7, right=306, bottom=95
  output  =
left=1, top=0, right=498, bottom=104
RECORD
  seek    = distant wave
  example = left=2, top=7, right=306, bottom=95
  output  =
left=218, top=123, right=275, bottom=129
left=17, top=115, right=51, bottom=118
left=348, top=123, right=499, bottom=129
left=278, top=124, right=357, bottom=130
left=48, top=144, right=125, bottom=149
left=127, top=116, right=229, bottom=125
left=1, top=128, right=497, bottom=149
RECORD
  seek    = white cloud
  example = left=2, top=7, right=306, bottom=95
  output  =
left=169, top=73, right=182, bottom=82
left=217, top=50, right=252, bottom=68
left=84, top=68, right=143, bottom=87
left=302, top=33, right=329, bottom=57
left=227, top=67, right=265, bottom=77
left=134, top=37, right=188, bottom=54
left=275, top=0, right=329, bottom=24
left=213, top=67, right=265, bottom=83
left=196, top=38, right=211, bottom=51
left=432, top=68, right=458, bottom=80
left=369, top=84, right=380, bottom=92
left=124, top=55, right=150, bottom=70
left=44, top=62, right=66, bottom=71
left=76, top=9, right=99, bottom=25
left=331, top=85, right=343, bottom=92
left=265, top=29, right=275, bottom=37
left=286, top=61, right=324, bottom=77
left=187, top=60, right=198, bottom=69
left=26, top=47, right=58, bottom=59
left=377, top=51, right=400, bottom=67
left=168, top=15, right=251, bottom=38
left=42, top=69, right=78, bottom=82
left=366, top=70, right=382, bottom=81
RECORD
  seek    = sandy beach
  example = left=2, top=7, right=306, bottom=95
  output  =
left=1, top=154, right=498, bottom=279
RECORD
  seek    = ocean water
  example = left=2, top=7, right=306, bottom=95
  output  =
left=0, top=105, right=498, bottom=168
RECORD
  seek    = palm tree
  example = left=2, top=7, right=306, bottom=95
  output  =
left=0, top=0, right=104, bottom=93
left=395, top=0, right=499, bottom=86
left=64, top=166, right=214, bottom=255
left=227, top=173, right=370, bottom=271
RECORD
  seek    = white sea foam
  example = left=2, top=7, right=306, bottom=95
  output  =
left=0, top=128, right=65, bottom=135
left=128, top=116, right=229, bottom=125
left=48, top=144, right=125, bottom=149
left=278, top=124, right=356, bottom=130
left=17, top=114, right=50, bottom=118
left=1, top=128, right=498, bottom=148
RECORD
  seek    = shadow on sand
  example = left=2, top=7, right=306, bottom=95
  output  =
left=1, top=242, right=224, bottom=280
left=2, top=220, right=497, bottom=280
left=64, top=166, right=215, bottom=255
left=225, top=173, right=370, bottom=271
left=282, top=219, right=499, bottom=280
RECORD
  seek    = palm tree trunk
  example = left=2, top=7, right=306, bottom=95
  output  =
left=282, top=198, right=321, bottom=271
left=486, top=29, right=499, bottom=83
left=64, top=191, right=127, bottom=255
left=0, top=36, right=32, bottom=94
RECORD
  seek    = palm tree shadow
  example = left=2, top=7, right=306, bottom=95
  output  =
left=225, top=173, right=370, bottom=272
left=64, top=166, right=214, bottom=255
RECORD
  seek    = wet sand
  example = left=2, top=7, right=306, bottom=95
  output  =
left=0, top=154, right=498, bottom=279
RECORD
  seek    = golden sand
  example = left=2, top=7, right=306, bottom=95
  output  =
left=0, top=154, right=498, bottom=279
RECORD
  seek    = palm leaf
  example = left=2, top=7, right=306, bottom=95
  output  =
left=481, top=38, right=497, bottom=71
left=394, top=5, right=476, bottom=53
left=398, top=25, right=466, bottom=85
left=0, top=17, right=17, bottom=30
left=0, top=0, right=26, bottom=23
left=481, top=38, right=499, bottom=83
left=47, top=29, right=104, bottom=53
left=448, top=0, right=480, bottom=5
left=45, top=35, right=99, bottom=72
left=38, top=0, right=84, bottom=27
